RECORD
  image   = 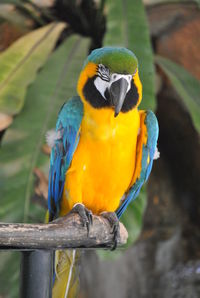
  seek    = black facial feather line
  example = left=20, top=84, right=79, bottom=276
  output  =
left=97, top=64, right=110, bottom=82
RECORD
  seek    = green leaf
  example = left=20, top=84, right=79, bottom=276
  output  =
left=0, top=35, right=90, bottom=297
left=155, top=55, right=200, bottom=133
left=0, top=35, right=90, bottom=222
left=100, top=0, right=155, bottom=251
left=0, top=4, right=31, bottom=27
left=0, top=0, right=54, bottom=26
left=104, top=0, right=156, bottom=110
left=0, top=0, right=22, bottom=4
left=0, top=22, right=66, bottom=115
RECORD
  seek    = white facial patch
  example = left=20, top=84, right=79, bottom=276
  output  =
left=94, top=76, right=110, bottom=100
left=111, top=73, right=132, bottom=93
left=94, top=72, right=133, bottom=100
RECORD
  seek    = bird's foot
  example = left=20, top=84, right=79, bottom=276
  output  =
left=101, top=212, right=120, bottom=250
left=70, top=203, right=93, bottom=235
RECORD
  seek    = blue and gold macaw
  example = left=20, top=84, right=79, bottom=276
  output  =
left=47, top=47, right=159, bottom=297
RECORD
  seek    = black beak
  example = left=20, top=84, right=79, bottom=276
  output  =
left=109, top=78, right=129, bottom=117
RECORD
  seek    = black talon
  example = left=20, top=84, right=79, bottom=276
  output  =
left=101, top=212, right=120, bottom=250
left=70, top=203, right=93, bottom=235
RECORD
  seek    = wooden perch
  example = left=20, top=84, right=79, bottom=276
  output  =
left=0, top=213, right=128, bottom=250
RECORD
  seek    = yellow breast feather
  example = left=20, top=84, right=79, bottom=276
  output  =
left=60, top=106, right=140, bottom=216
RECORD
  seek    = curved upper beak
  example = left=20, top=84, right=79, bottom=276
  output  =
left=109, top=78, right=129, bottom=117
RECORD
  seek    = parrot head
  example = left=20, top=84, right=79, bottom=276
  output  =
left=77, top=47, right=142, bottom=117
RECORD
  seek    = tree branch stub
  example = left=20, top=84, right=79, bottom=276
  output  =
left=0, top=213, right=128, bottom=250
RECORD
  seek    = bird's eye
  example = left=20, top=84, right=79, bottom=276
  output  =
left=98, top=64, right=110, bottom=82
left=128, top=75, right=132, bottom=81
left=98, top=64, right=104, bottom=72
left=112, top=74, right=117, bottom=80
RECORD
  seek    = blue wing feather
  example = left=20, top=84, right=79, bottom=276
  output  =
left=48, top=96, right=83, bottom=218
left=116, top=110, right=159, bottom=218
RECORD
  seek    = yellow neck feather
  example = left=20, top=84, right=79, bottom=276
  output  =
left=81, top=101, right=139, bottom=141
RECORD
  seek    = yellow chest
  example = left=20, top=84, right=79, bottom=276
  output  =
left=60, top=106, right=140, bottom=216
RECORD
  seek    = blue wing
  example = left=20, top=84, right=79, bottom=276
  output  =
left=47, top=96, right=83, bottom=219
left=116, top=110, right=159, bottom=218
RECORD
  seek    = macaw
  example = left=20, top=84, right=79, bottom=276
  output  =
left=47, top=47, right=159, bottom=298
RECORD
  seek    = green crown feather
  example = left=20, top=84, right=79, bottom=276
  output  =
left=84, top=47, right=138, bottom=74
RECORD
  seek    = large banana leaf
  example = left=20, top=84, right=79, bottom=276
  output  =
left=0, top=22, right=65, bottom=115
left=0, top=34, right=90, bottom=222
left=98, top=0, right=156, bottom=257
left=0, top=35, right=90, bottom=298
left=155, top=55, right=200, bottom=133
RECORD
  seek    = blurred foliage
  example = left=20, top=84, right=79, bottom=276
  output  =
left=0, top=35, right=90, bottom=297
left=104, top=0, right=156, bottom=111
left=0, top=22, right=65, bottom=115
left=0, top=35, right=90, bottom=222
left=0, top=0, right=48, bottom=26
left=156, top=56, right=200, bottom=133
left=0, top=0, right=199, bottom=297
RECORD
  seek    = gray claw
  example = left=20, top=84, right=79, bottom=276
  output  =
left=101, top=212, right=120, bottom=250
left=70, top=203, right=93, bottom=236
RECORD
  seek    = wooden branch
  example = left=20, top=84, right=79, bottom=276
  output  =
left=0, top=213, right=128, bottom=250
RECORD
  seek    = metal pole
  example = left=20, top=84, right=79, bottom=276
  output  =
left=20, top=250, right=53, bottom=298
